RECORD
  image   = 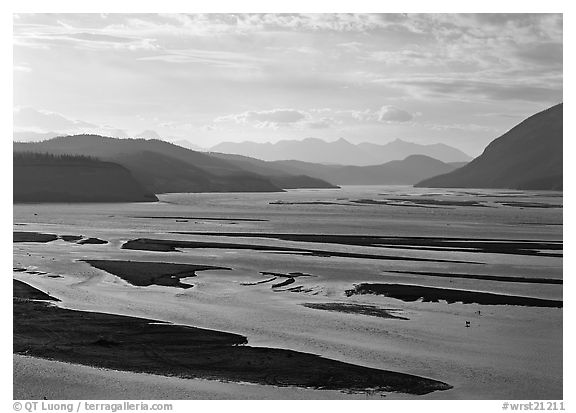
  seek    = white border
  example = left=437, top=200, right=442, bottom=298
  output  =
left=3, top=2, right=572, bottom=411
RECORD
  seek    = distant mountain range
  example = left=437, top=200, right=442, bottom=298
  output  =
left=168, top=139, right=203, bottom=151
left=14, top=152, right=157, bottom=203
left=15, top=102, right=561, bottom=200
left=417, top=103, right=563, bottom=190
left=13, top=135, right=337, bottom=198
left=211, top=137, right=472, bottom=165
left=266, top=155, right=460, bottom=186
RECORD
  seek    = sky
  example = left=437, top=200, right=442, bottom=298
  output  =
left=13, top=13, right=563, bottom=156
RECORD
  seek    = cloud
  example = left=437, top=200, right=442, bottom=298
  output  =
left=305, top=118, right=335, bottom=129
left=13, top=107, right=128, bottom=137
left=245, top=109, right=306, bottom=123
left=216, top=109, right=308, bottom=128
left=377, top=106, right=413, bottom=122
left=216, top=109, right=342, bottom=130
left=14, top=30, right=158, bottom=51
left=515, top=42, right=562, bottom=67
left=217, top=106, right=415, bottom=129
left=396, top=77, right=562, bottom=103
left=130, top=13, right=407, bottom=36
left=14, top=107, right=97, bottom=131
left=330, top=107, right=413, bottom=123
left=426, top=122, right=500, bottom=133
left=13, top=16, right=159, bottom=51
left=12, top=13, right=562, bottom=155
left=337, top=42, right=364, bottom=52
left=137, top=49, right=263, bottom=69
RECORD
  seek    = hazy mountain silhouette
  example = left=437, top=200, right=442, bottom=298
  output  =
left=211, top=137, right=471, bottom=165
left=357, top=140, right=472, bottom=164
left=14, top=152, right=158, bottom=203
left=14, top=135, right=283, bottom=193
left=208, top=152, right=339, bottom=189
left=170, top=139, right=203, bottom=151
left=212, top=137, right=368, bottom=165
left=270, top=155, right=459, bottom=185
left=416, top=103, right=562, bottom=190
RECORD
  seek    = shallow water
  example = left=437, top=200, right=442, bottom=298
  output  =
left=13, top=185, right=563, bottom=399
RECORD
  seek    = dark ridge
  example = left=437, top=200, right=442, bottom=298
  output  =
left=14, top=232, right=58, bottom=243
left=13, top=291, right=452, bottom=395
left=498, top=201, right=562, bottom=209
left=345, top=283, right=562, bottom=308
left=516, top=222, right=562, bottom=226
left=374, top=245, right=561, bottom=258
left=14, top=151, right=158, bottom=203
left=14, top=135, right=286, bottom=194
left=172, top=232, right=562, bottom=258
left=271, top=278, right=295, bottom=288
left=13, top=279, right=59, bottom=301
left=387, top=270, right=562, bottom=285
left=77, top=238, right=108, bottom=245
left=14, top=232, right=111, bottom=246
left=60, top=235, right=84, bottom=242
left=122, top=238, right=479, bottom=265
left=416, top=103, right=562, bottom=190
left=350, top=199, right=447, bottom=209
left=240, top=277, right=277, bottom=286
left=270, top=201, right=348, bottom=206
left=132, top=216, right=268, bottom=222
left=302, top=303, right=409, bottom=320
left=260, top=271, right=314, bottom=278
left=383, top=198, right=488, bottom=207
left=283, top=286, right=316, bottom=294
left=82, top=260, right=230, bottom=289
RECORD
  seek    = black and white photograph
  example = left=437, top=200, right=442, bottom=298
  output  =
left=9, top=7, right=566, bottom=407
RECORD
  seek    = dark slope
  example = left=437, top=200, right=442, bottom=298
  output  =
left=113, top=150, right=281, bottom=193
left=14, top=153, right=158, bottom=203
left=208, top=152, right=339, bottom=189
left=14, top=135, right=283, bottom=193
left=271, top=155, right=458, bottom=185
left=416, top=104, right=563, bottom=190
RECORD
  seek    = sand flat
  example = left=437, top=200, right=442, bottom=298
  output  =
left=13, top=186, right=562, bottom=399
left=14, top=355, right=376, bottom=400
